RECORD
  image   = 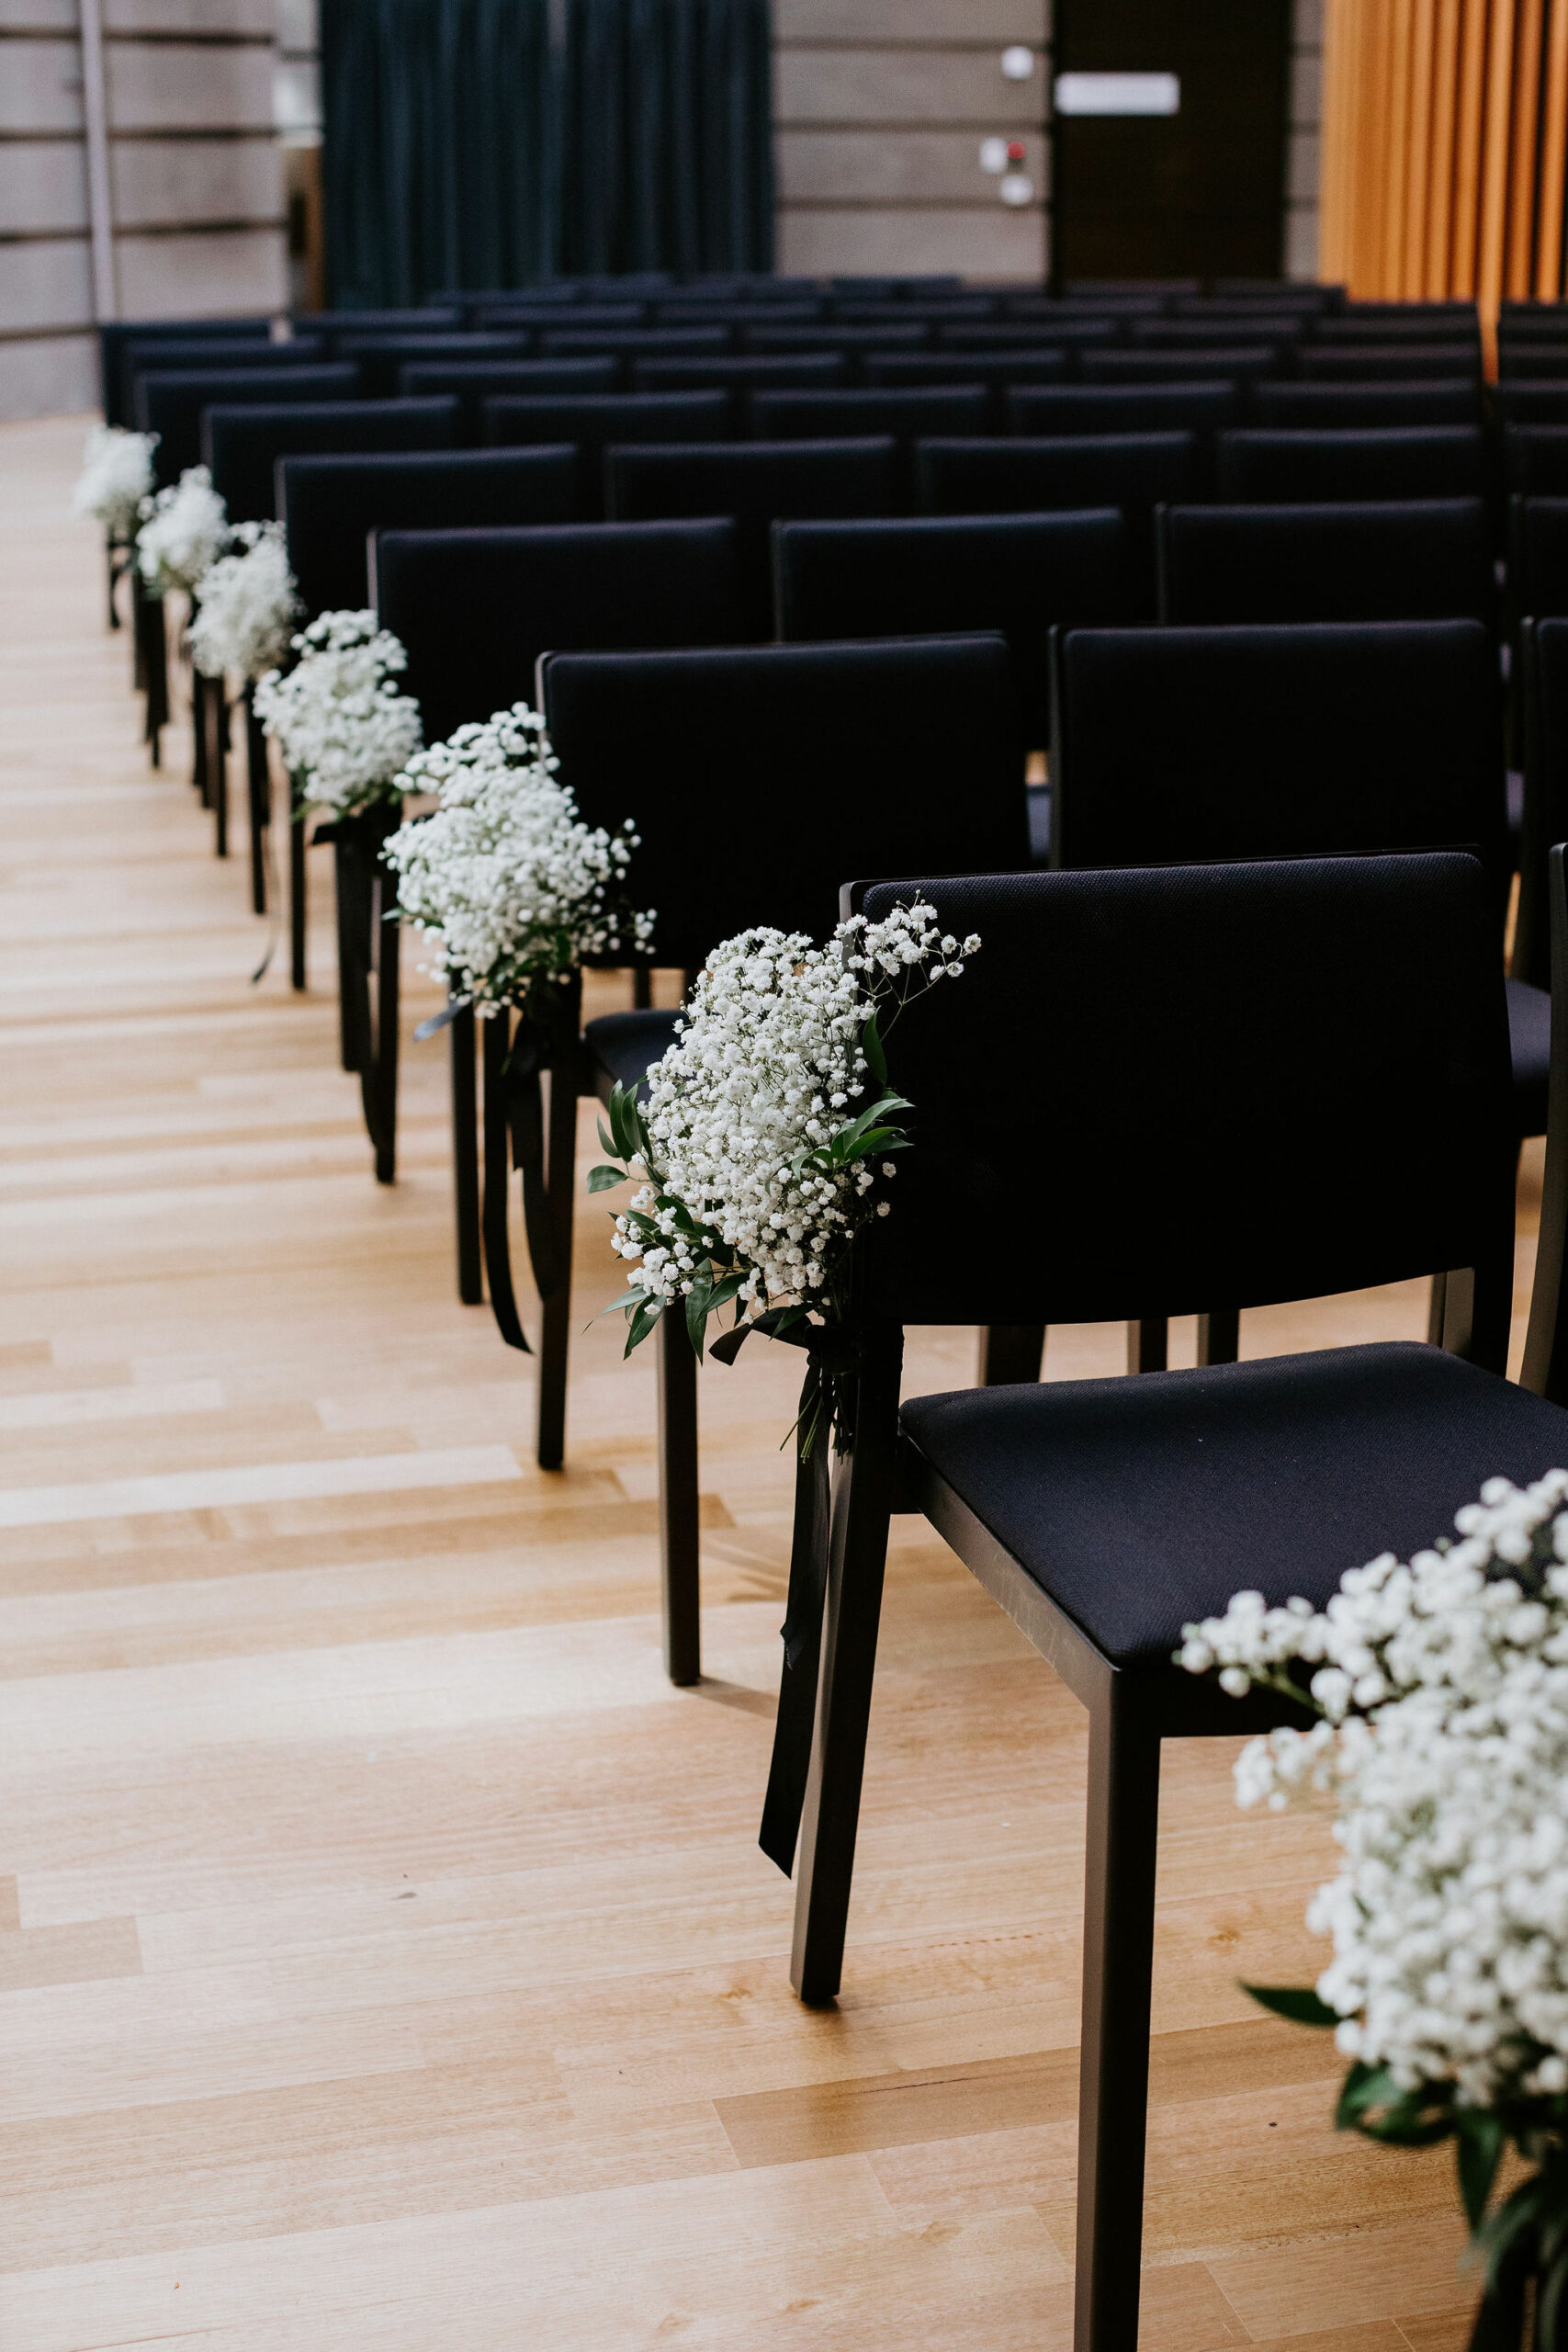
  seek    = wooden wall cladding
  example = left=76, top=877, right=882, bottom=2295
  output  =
left=1321, top=0, right=1568, bottom=322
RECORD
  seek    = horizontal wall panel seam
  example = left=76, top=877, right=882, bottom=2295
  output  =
left=775, top=39, right=1045, bottom=52
left=777, top=117, right=1046, bottom=131
left=102, top=28, right=274, bottom=43
left=0, top=321, right=93, bottom=342
left=107, top=125, right=279, bottom=141
left=0, top=227, right=90, bottom=243
left=113, top=214, right=284, bottom=236
left=780, top=196, right=1046, bottom=211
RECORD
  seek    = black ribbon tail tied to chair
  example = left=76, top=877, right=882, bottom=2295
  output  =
left=321, top=807, right=400, bottom=1160
left=480, top=1017, right=568, bottom=1355
left=758, top=1351, right=833, bottom=1876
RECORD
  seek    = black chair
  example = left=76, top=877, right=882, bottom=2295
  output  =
left=1156, top=498, right=1495, bottom=627
left=399, top=356, right=619, bottom=436
left=202, top=397, right=463, bottom=524
left=773, top=507, right=1130, bottom=757
left=527, top=633, right=1032, bottom=1672
left=481, top=391, right=732, bottom=515
left=1504, top=425, right=1568, bottom=493
left=1216, top=425, right=1485, bottom=501
left=137, top=366, right=362, bottom=487
left=119, top=334, right=325, bottom=432
left=1004, top=383, right=1238, bottom=492
left=862, top=350, right=1072, bottom=393
left=296, top=307, right=464, bottom=343
left=1497, top=382, right=1568, bottom=426
left=936, top=320, right=1119, bottom=351
left=99, top=315, right=271, bottom=427
left=741, top=324, right=929, bottom=357
left=1298, top=344, right=1483, bottom=381
left=1510, top=497, right=1568, bottom=630
left=1130, top=316, right=1303, bottom=348
left=476, top=301, right=645, bottom=332
left=654, top=300, right=823, bottom=328
left=280, top=447, right=579, bottom=616
left=1496, top=347, right=1568, bottom=379
left=604, top=437, right=900, bottom=633
left=540, top=326, right=732, bottom=360
left=777, top=846, right=1568, bottom=2352
left=1516, top=616, right=1568, bottom=990
left=747, top=385, right=991, bottom=442
left=917, top=435, right=1198, bottom=616
left=633, top=354, right=849, bottom=394
left=373, top=515, right=746, bottom=746
left=1250, top=378, right=1483, bottom=427
left=1083, top=346, right=1283, bottom=386
left=1312, top=301, right=1478, bottom=336
left=333, top=332, right=530, bottom=397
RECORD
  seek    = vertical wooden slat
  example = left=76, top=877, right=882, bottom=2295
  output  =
left=1405, top=0, right=1440, bottom=291
left=1427, top=0, right=1465, bottom=290
left=1356, top=0, right=1396, bottom=291
left=1539, top=0, right=1568, bottom=294
left=1384, top=0, right=1417, bottom=291
left=1478, top=0, right=1519, bottom=351
left=1453, top=0, right=1494, bottom=291
left=1507, top=0, right=1546, bottom=295
left=1318, top=0, right=1351, bottom=283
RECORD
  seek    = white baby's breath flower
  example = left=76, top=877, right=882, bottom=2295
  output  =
left=135, top=465, right=230, bottom=594
left=73, top=425, right=157, bottom=538
left=188, top=522, right=298, bottom=681
left=254, top=609, right=421, bottom=817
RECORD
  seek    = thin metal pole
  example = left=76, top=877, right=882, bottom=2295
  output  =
left=78, top=0, right=118, bottom=326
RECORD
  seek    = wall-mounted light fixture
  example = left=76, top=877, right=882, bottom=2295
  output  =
left=1000, top=44, right=1035, bottom=80
left=1053, top=71, right=1180, bottom=116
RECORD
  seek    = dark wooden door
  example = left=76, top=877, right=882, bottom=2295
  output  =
left=1052, top=0, right=1292, bottom=285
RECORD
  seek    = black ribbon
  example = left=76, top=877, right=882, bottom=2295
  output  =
left=480, top=1009, right=570, bottom=1354
left=711, top=1314, right=862, bottom=1878
left=321, top=805, right=400, bottom=1156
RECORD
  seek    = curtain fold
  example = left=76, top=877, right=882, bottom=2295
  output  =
left=322, top=0, right=773, bottom=308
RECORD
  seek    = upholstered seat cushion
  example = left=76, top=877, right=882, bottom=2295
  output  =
left=899, top=1340, right=1568, bottom=1670
left=585, top=1008, right=680, bottom=1101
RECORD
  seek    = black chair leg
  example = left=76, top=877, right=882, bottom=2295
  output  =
left=244, top=690, right=268, bottom=916
left=656, top=1313, right=701, bottom=1685
left=535, top=1060, right=578, bottom=1470
left=369, top=887, right=399, bottom=1186
left=1074, top=1683, right=1161, bottom=2352
left=450, top=999, right=482, bottom=1305
left=192, top=666, right=209, bottom=804
left=209, top=681, right=229, bottom=859
left=1126, top=1319, right=1168, bottom=1374
left=633, top=967, right=652, bottom=1010
left=289, top=775, right=307, bottom=992
left=978, top=1324, right=1045, bottom=1384
left=1196, top=1307, right=1239, bottom=1366
left=789, top=1325, right=905, bottom=2005
left=143, top=594, right=167, bottom=768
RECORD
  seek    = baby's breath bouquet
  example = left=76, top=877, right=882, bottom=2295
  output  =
left=1182, top=1472, right=1568, bottom=2349
left=592, top=898, right=978, bottom=1445
left=254, top=610, right=421, bottom=817
left=188, top=522, right=298, bottom=683
left=73, top=424, right=157, bottom=540
left=134, top=465, right=230, bottom=597
left=384, top=702, right=654, bottom=1022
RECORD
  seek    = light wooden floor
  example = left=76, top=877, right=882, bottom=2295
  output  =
left=0, top=412, right=1534, bottom=2352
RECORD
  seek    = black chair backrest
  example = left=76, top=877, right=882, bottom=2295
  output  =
left=917, top=433, right=1197, bottom=615
left=604, top=435, right=901, bottom=633
left=331, top=332, right=528, bottom=397
left=1005, top=381, right=1239, bottom=438
left=540, top=326, right=732, bottom=359
left=138, top=366, right=361, bottom=486
left=747, top=386, right=993, bottom=454
left=203, top=398, right=462, bottom=524
left=1299, top=344, right=1482, bottom=380
left=98, top=315, right=271, bottom=426
left=120, top=334, right=323, bottom=428
left=654, top=300, right=823, bottom=327
left=1157, top=498, right=1495, bottom=627
left=541, top=635, right=1029, bottom=969
left=1512, top=497, right=1568, bottom=626
left=1051, top=620, right=1507, bottom=906
left=854, top=853, right=1513, bottom=1329
left=1312, top=303, right=1477, bottom=337
left=1496, top=348, right=1568, bottom=379
left=481, top=391, right=731, bottom=514
left=1251, top=378, right=1483, bottom=427
left=1130, top=317, right=1303, bottom=347
left=937, top=321, right=1119, bottom=350
left=1517, top=617, right=1568, bottom=989
left=296, top=307, right=464, bottom=342
left=863, top=351, right=1071, bottom=391
left=634, top=354, right=848, bottom=393
left=373, top=517, right=745, bottom=745
left=1505, top=425, right=1568, bottom=492
left=1497, top=382, right=1568, bottom=426
left=475, top=301, right=645, bottom=331
left=773, top=508, right=1131, bottom=747
left=280, top=447, right=577, bottom=616
left=1084, top=346, right=1282, bottom=384
left=398, top=356, right=618, bottom=433
left=1216, top=426, right=1485, bottom=502
left=741, top=323, right=929, bottom=355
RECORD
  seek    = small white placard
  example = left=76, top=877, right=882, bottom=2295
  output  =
left=1054, top=71, right=1180, bottom=117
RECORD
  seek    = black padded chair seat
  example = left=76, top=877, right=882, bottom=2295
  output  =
left=899, top=1340, right=1568, bottom=1671
left=584, top=1008, right=679, bottom=1100
left=1509, top=974, right=1551, bottom=1136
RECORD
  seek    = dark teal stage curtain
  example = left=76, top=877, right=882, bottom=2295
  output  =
left=559, top=0, right=773, bottom=277
left=321, top=0, right=773, bottom=307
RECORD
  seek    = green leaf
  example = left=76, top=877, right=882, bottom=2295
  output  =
left=596, top=1285, right=651, bottom=1319
left=587, top=1163, right=627, bottom=1193
left=1336, top=2061, right=1394, bottom=2131
left=1243, top=1984, right=1341, bottom=2030
left=596, top=1115, right=617, bottom=1159
left=607, top=1082, right=641, bottom=1164
left=623, top=1296, right=665, bottom=1358
left=1457, top=2110, right=1506, bottom=2234
left=684, top=1278, right=712, bottom=1361
left=862, top=1008, right=888, bottom=1092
